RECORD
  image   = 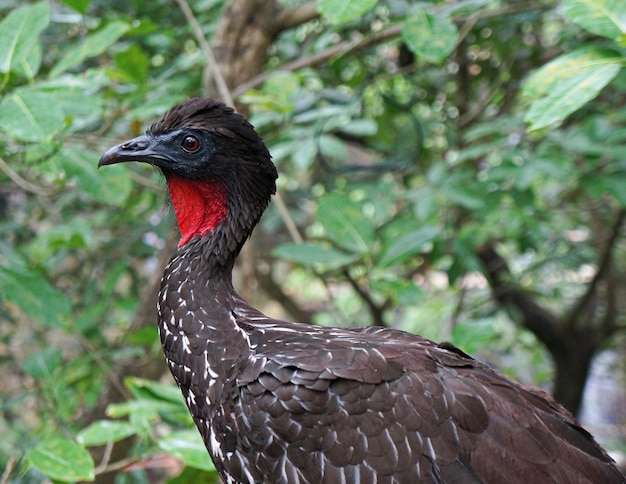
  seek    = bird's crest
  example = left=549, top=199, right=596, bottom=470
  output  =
left=149, top=98, right=245, bottom=140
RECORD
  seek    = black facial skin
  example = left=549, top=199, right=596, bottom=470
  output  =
left=99, top=129, right=219, bottom=180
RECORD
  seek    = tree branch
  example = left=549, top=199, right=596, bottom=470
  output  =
left=0, top=156, right=56, bottom=196
left=275, top=1, right=319, bottom=32
left=477, top=243, right=561, bottom=348
left=341, top=268, right=389, bottom=327
left=174, top=0, right=234, bottom=104
left=564, top=207, right=625, bottom=329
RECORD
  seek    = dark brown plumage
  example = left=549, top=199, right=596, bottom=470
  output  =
left=99, top=98, right=624, bottom=483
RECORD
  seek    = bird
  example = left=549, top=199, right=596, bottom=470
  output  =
left=99, top=97, right=624, bottom=483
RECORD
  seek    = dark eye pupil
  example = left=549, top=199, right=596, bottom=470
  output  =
left=182, top=136, right=200, bottom=152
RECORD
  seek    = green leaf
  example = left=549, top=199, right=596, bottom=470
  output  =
left=339, top=118, right=378, bottom=137
left=50, top=20, right=130, bottom=77
left=0, top=89, right=65, bottom=142
left=602, top=173, right=626, bottom=207
left=126, top=377, right=186, bottom=405
left=0, top=267, right=70, bottom=328
left=379, top=225, right=439, bottom=268
left=402, top=10, right=458, bottom=64
left=443, top=185, right=486, bottom=211
left=370, top=278, right=423, bottom=305
left=317, top=193, right=374, bottom=254
left=273, top=242, right=359, bottom=269
left=12, top=42, right=42, bottom=79
left=317, top=0, right=377, bottom=24
left=523, top=47, right=622, bottom=130
left=168, top=466, right=219, bottom=484
left=77, top=420, right=137, bottom=446
left=158, top=430, right=216, bottom=471
left=59, top=148, right=133, bottom=204
left=29, top=217, right=92, bottom=261
left=61, top=0, right=91, bottom=14
left=110, top=44, right=149, bottom=83
left=450, top=318, right=498, bottom=354
left=21, top=347, right=62, bottom=379
left=26, top=437, right=95, bottom=482
left=0, top=3, right=49, bottom=74
left=438, top=0, right=490, bottom=17
left=106, top=395, right=191, bottom=430
left=561, top=0, right=626, bottom=40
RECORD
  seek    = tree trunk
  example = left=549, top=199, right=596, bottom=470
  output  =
left=552, top=343, right=594, bottom=416
left=476, top=243, right=616, bottom=417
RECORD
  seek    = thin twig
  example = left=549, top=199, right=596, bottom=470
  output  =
left=94, top=441, right=114, bottom=475
left=174, top=0, right=234, bottom=105
left=0, top=156, right=56, bottom=196
left=94, top=455, right=142, bottom=475
left=1, top=456, right=16, bottom=484
left=274, top=191, right=303, bottom=243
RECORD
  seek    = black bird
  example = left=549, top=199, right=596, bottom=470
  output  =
left=100, top=98, right=624, bottom=483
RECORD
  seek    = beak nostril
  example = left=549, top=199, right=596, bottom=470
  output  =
left=121, top=140, right=148, bottom=151
left=98, top=135, right=152, bottom=167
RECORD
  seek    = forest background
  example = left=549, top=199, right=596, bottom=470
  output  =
left=0, top=0, right=625, bottom=482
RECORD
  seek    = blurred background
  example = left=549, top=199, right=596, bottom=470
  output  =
left=0, top=0, right=624, bottom=482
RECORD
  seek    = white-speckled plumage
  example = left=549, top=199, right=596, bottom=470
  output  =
left=100, top=98, right=625, bottom=484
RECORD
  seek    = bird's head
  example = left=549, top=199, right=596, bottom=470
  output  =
left=99, top=98, right=277, bottom=249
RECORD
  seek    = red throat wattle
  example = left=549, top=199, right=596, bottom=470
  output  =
left=165, top=175, right=228, bottom=247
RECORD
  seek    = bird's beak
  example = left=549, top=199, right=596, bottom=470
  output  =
left=98, top=134, right=167, bottom=168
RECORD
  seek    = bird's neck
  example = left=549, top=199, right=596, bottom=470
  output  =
left=166, top=174, right=228, bottom=248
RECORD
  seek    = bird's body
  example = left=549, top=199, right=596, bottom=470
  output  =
left=100, top=98, right=624, bottom=483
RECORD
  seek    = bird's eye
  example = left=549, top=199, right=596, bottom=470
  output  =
left=181, top=135, right=200, bottom=153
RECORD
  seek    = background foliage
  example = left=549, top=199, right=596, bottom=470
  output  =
left=0, top=0, right=625, bottom=482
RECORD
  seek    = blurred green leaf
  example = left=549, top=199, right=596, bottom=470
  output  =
left=450, top=318, right=498, bottom=354
left=12, top=42, right=42, bottom=80
left=438, top=0, right=490, bottom=17
left=602, top=173, right=626, bottom=207
left=110, top=44, right=149, bottom=83
left=77, top=420, right=137, bottom=446
left=21, top=348, right=62, bottom=379
left=522, top=47, right=622, bottom=130
left=59, top=147, right=133, bottom=204
left=0, top=267, right=70, bottom=328
left=50, top=21, right=130, bottom=77
left=126, top=377, right=186, bottom=405
left=338, top=118, right=378, bottom=137
left=443, top=185, right=486, bottom=211
left=379, top=225, right=439, bottom=268
left=168, top=466, right=220, bottom=483
left=273, top=242, right=359, bottom=269
left=26, top=437, right=94, bottom=482
left=125, top=326, right=159, bottom=345
left=561, top=0, right=626, bottom=39
left=0, top=3, right=49, bottom=74
left=29, top=217, right=92, bottom=261
left=317, top=0, right=377, bottom=24
left=0, top=89, right=65, bottom=142
left=61, top=0, right=91, bottom=14
left=158, top=429, right=216, bottom=471
left=371, top=278, right=424, bottom=305
left=402, top=10, right=458, bottom=63
left=317, top=193, right=374, bottom=254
